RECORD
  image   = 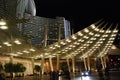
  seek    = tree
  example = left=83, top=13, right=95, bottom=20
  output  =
left=0, top=63, right=4, bottom=72
left=13, top=63, right=26, bottom=77
left=4, top=62, right=26, bottom=79
left=13, top=63, right=23, bottom=77
left=4, top=62, right=14, bottom=80
left=34, top=65, right=41, bottom=76
left=20, top=65, right=26, bottom=77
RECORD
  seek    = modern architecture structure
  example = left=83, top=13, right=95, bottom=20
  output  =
left=0, top=0, right=71, bottom=47
left=114, top=33, right=120, bottom=45
left=23, top=13, right=71, bottom=47
left=0, top=0, right=71, bottom=75
left=1, top=0, right=120, bottom=78
left=0, top=0, right=36, bottom=19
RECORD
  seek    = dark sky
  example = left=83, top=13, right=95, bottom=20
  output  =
left=34, top=0, right=120, bottom=33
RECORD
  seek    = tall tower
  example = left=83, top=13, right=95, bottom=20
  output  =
left=22, top=15, right=71, bottom=47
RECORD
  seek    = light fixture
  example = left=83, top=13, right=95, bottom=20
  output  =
left=0, top=26, right=8, bottom=30
left=77, top=32, right=83, bottom=36
left=0, top=19, right=6, bottom=25
left=29, top=48, right=36, bottom=52
left=84, top=28, right=89, bottom=33
left=14, top=40, right=21, bottom=44
left=90, top=24, right=96, bottom=29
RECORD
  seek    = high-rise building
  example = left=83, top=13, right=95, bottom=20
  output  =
left=116, top=33, right=120, bottom=45
left=0, top=0, right=36, bottom=19
left=0, top=0, right=71, bottom=47
left=23, top=13, right=71, bottom=47
left=114, top=33, right=120, bottom=46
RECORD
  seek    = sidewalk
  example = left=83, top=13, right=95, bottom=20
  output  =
left=5, top=71, right=120, bottom=80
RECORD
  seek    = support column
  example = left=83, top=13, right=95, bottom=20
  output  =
left=41, top=55, right=45, bottom=75
left=66, top=56, right=70, bottom=72
left=49, top=57, right=53, bottom=71
left=101, top=57, right=105, bottom=69
left=103, top=57, right=107, bottom=68
left=87, top=57, right=90, bottom=71
left=31, top=58, right=34, bottom=74
left=56, top=54, right=60, bottom=71
left=72, top=55, right=75, bottom=73
left=83, top=58, right=87, bottom=71
left=9, top=56, right=13, bottom=63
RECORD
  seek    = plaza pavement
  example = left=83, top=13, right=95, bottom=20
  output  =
left=6, top=70, right=120, bottom=80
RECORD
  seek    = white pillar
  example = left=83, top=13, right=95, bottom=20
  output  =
left=87, top=57, right=90, bottom=71
left=101, top=57, right=105, bottom=69
left=49, top=57, right=53, bottom=71
left=56, top=54, right=60, bottom=71
left=31, top=58, right=34, bottom=74
left=66, top=56, right=70, bottom=72
left=41, top=55, right=45, bottom=75
left=83, top=58, right=87, bottom=71
left=72, top=55, right=75, bottom=73
left=9, top=56, right=13, bottom=63
left=103, top=57, right=107, bottom=68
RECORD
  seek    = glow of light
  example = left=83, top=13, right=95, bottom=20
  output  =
left=3, top=42, right=12, bottom=46
left=81, top=40, right=84, bottom=42
left=0, top=45, right=2, bottom=48
left=109, top=38, right=115, bottom=40
left=10, top=53, right=18, bottom=56
left=113, top=30, right=118, bottom=33
left=95, top=34, right=100, bottom=37
left=66, top=39, right=71, bottom=42
left=100, top=30, right=104, bottom=33
left=83, top=36, right=89, bottom=39
left=60, top=41, right=66, bottom=45
left=23, top=50, right=30, bottom=53
left=29, top=48, right=35, bottom=52
left=91, top=38, right=96, bottom=40
left=0, top=20, right=6, bottom=25
left=82, top=76, right=90, bottom=80
left=55, top=44, right=60, bottom=47
left=91, top=24, right=96, bottom=29
left=77, top=32, right=83, bottom=36
left=17, top=52, right=23, bottom=54
left=6, top=44, right=12, bottom=46
left=14, top=40, right=21, bottom=45
left=106, top=30, right=111, bottom=33
left=72, top=35, right=77, bottom=40
left=0, top=26, right=8, bottom=30
left=102, top=34, right=108, bottom=37
left=3, top=42, right=9, bottom=45
left=84, top=28, right=89, bottom=33
left=49, top=46, right=53, bottom=49
left=111, top=45, right=117, bottom=49
left=111, top=34, right=116, bottom=37
left=89, top=32, right=94, bottom=35
left=95, top=28, right=99, bottom=31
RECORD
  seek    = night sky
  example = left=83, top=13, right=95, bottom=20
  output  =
left=34, top=0, right=120, bottom=33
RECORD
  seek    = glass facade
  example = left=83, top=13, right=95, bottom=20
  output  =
left=0, top=0, right=71, bottom=47
left=22, top=14, right=71, bottom=47
left=114, top=33, right=120, bottom=45
left=0, top=0, right=16, bottom=19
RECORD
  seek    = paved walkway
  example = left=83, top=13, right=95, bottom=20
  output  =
left=5, top=71, right=120, bottom=80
